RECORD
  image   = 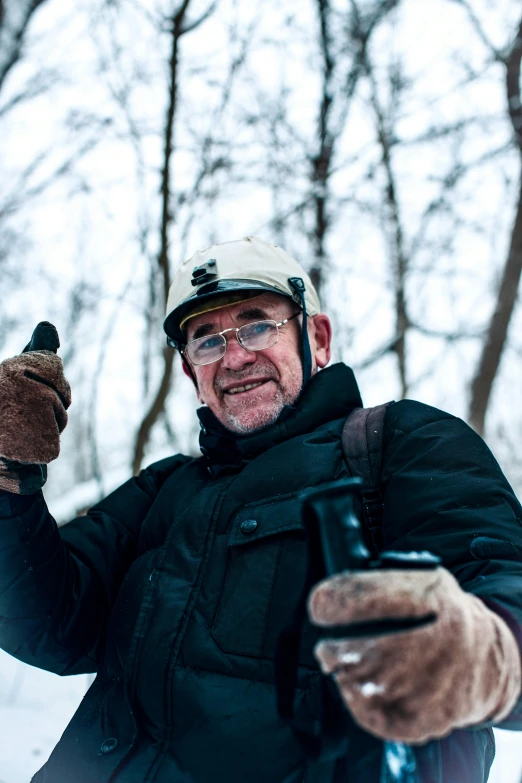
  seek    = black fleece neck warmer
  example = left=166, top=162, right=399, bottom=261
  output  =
left=197, top=362, right=363, bottom=467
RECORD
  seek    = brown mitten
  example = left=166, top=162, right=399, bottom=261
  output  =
left=0, top=322, right=71, bottom=494
left=308, top=567, right=521, bottom=744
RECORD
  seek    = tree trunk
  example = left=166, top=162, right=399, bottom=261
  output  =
left=468, top=14, right=522, bottom=435
left=309, top=0, right=334, bottom=298
left=468, top=177, right=522, bottom=434
left=132, top=2, right=191, bottom=475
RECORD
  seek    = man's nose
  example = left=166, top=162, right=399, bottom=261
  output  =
left=220, top=334, right=257, bottom=370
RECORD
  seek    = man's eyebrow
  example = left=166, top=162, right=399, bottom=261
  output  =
left=236, top=306, right=271, bottom=321
left=191, top=322, right=217, bottom=340
left=190, top=306, right=273, bottom=340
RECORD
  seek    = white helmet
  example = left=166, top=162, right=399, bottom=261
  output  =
left=163, top=236, right=320, bottom=349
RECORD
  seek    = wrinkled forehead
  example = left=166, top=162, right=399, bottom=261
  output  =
left=183, top=291, right=294, bottom=337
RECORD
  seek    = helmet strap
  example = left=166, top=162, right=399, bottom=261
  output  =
left=288, top=277, right=312, bottom=384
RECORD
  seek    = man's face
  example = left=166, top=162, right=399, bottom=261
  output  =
left=183, top=292, right=331, bottom=434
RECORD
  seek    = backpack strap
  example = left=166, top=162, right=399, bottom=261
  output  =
left=341, top=402, right=393, bottom=554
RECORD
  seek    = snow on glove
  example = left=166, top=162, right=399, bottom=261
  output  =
left=308, top=566, right=522, bottom=744
left=0, top=322, right=71, bottom=494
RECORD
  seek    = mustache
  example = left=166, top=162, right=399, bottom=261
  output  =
left=214, top=367, right=279, bottom=392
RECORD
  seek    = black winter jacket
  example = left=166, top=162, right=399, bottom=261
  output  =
left=1, top=363, right=522, bottom=783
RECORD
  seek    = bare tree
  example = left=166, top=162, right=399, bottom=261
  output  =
left=331, top=1, right=513, bottom=401
left=309, top=0, right=335, bottom=295
left=308, top=0, right=399, bottom=299
left=466, top=8, right=522, bottom=435
left=359, top=43, right=411, bottom=397
left=132, top=0, right=215, bottom=475
left=0, top=0, right=50, bottom=348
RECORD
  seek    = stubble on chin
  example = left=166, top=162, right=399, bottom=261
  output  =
left=219, top=382, right=299, bottom=435
left=211, top=359, right=304, bottom=435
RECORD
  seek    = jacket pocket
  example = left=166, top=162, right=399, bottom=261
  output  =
left=212, top=494, right=318, bottom=663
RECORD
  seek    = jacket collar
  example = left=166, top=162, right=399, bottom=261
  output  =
left=197, top=362, right=362, bottom=467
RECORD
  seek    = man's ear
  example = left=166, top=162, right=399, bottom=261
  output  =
left=309, top=314, right=332, bottom=369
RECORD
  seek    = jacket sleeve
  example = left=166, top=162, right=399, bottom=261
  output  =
left=381, top=400, right=522, bottom=730
left=0, top=455, right=190, bottom=676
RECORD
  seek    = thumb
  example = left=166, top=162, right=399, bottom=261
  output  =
left=22, top=322, right=60, bottom=354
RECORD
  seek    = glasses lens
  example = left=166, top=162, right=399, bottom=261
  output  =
left=238, top=320, right=278, bottom=351
left=186, top=333, right=226, bottom=365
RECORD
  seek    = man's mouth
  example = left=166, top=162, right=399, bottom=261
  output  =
left=223, top=380, right=272, bottom=396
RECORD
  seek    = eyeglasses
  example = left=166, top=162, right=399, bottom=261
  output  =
left=183, top=312, right=300, bottom=366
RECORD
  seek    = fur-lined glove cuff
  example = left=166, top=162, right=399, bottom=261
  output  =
left=0, top=458, right=47, bottom=495
left=308, top=567, right=522, bottom=744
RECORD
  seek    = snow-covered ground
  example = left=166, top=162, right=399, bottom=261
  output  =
left=0, top=651, right=88, bottom=782
left=0, top=651, right=520, bottom=782
left=491, top=730, right=522, bottom=783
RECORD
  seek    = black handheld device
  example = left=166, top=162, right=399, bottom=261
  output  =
left=302, top=477, right=440, bottom=639
left=301, top=478, right=441, bottom=783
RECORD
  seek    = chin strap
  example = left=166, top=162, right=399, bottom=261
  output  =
left=288, top=277, right=312, bottom=384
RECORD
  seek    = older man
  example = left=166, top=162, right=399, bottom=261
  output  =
left=0, top=236, right=521, bottom=783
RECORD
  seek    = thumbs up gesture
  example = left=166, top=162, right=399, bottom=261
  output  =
left=0, top=323, right=71, bottom=493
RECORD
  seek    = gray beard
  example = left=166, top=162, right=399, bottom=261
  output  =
left=219, top=383, right=301, bottom=435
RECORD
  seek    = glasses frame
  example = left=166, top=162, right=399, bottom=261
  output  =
left=182, top=311, right=300, bottom=366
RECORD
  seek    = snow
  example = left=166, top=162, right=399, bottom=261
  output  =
left=490, top=731, right=522, bottom=783
left=339, top=651, right=362, bottom=664
left=360, top=682, right=386, bottom=697
left=0, top=649, right=520, bottom=782
left=384, top=742, right=416, bottom=779
left=0, top=651, right=90, bottom=781
left=44, top=464, right=132, bottom=525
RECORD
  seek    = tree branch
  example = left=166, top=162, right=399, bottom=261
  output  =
left=445, top=0, right=503, bottom=62
left=352, top=332, right=402, bottom=370
left=180, top=1, right=217, bottom=36
left=0, top=0, right=49, bottom=91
